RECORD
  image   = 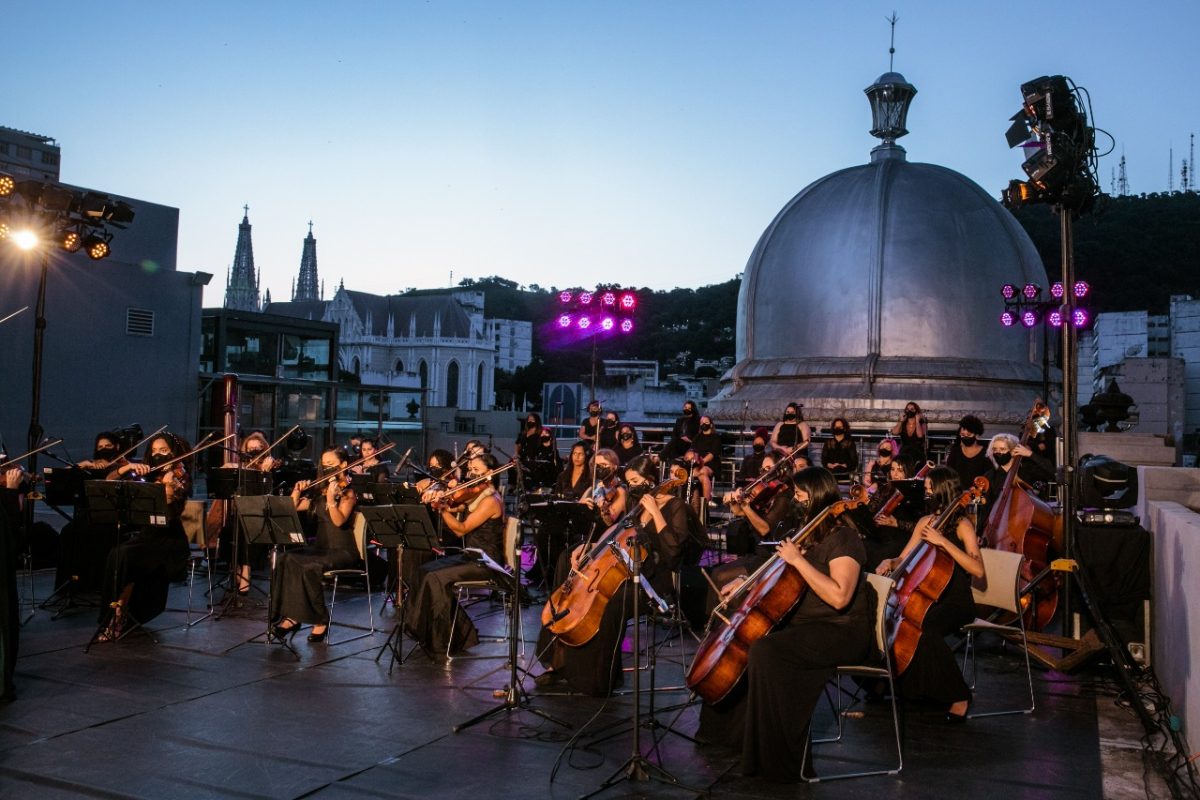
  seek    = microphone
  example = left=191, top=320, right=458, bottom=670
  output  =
left=394, top=447, right=413, bottom=474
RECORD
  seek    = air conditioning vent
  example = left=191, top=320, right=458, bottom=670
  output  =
left=126, top=308, right=155, bottom=337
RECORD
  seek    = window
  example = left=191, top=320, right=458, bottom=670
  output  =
left=40, top=151, right=59, bottom=165
left=16, top=145, right=31, bottom=159
left=351, top=356, right=360, bottom=375
left=445, top=361, right=460, bottom=407
left=126, top=308, right=155, bottom=336
left=476, top=362, right=485, bottom=411
left=418, top=360, right=428, bottom=388
left=394, top=358, right=404, bottom=373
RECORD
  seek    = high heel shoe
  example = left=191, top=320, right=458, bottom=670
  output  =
left=272, top=620, right=298, bottom=639
left=307, top=627, right=327, bottom=643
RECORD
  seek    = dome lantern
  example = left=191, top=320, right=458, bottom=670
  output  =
left=865, top=72, right=917, bottom=159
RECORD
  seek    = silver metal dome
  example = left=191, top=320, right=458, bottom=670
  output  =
left=709, top=79, right=1051, bottom=429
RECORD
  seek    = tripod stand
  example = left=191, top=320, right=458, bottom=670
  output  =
left=452, top=524, right=570, bottom=733
left=371, top=504, right=438, bottom=672
left=580, top=535, right=703, bottom=799
left=208, top=467, right=273, bottom=619
left=83, top=480, right=169, bottom=651
left=222, top=495, right=305, bottom=661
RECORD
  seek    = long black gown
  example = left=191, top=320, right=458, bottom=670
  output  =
left=270, top=499, right=359, bottom=625
left=697, top=523, right=874, bottom=782
left=99, top=517, right=190, bottom=627
left=0, top=488, right=22, bottom=701
left=537, top=495, right=694, bottom=696
left=405, top=493, right=504, bottom=655
left=896, top=549, right=975, bottom=708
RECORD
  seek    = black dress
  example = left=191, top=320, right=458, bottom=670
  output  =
left=946, top=444, right=990, bottom=488
left=662, top=414, right=700, bottom=460
left=270, top=499, right=359, bottom=625
left=697, top=523, right=874, bottom=782
left=613, top=441, right=643, bottom=466
left=896, top=425, right=927, bottom=469
left=692, top=429, right=723, bottom=474
left=895, top=529, right=975, bottom=707
left=0, top=488, right=21, bottom=701
left=405, top=493, right=504, bottom=654
left=538, top=495, right=693, bottom=696
left=99, top=518, right=190, bottom=627
left=820, top=437, right=859, bottom=482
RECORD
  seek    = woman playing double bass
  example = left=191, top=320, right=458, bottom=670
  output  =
left=697, top=467, right=873, bottom=782
left=875, top=466, right=984, bottom=721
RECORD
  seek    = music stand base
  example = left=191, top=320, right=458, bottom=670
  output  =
left=452, top=684, right=571, bottom=733
left=579, top=752, right=704, bottom=800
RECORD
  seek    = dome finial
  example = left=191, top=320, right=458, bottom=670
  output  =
left=864, top=15, right=916, bottom=162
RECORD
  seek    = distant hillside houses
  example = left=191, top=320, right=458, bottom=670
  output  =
left=266, top=287, right=532, bottom=409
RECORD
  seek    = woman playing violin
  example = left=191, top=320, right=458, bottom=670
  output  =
left=405, top=452, right=506, bottom=656
left=875, top=466, right=984, bottom=722
left=718, top=453, right=793, bottom=558
left=271, top=447, right=359, bottom=642
left=535, top=455, right=699, bottom=696
left=96, top=433, right=193, bottom=641
left=220, top=431, right=278, bottom=594
left=581, top=449, right=627, bottom=528
left=697, top=467, right=873, bottom=782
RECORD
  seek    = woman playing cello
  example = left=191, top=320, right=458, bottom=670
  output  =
left=697, top=467, right=873, bottom=782
left=875, top=465, right=985, bottom=721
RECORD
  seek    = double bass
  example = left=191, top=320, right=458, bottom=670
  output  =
left=885, top=477, right=988, bottom=674
left=541, top=478, right=683, bottom=646
left=981, top=400, right=1063, bottom=630
left=685, top=487, right=867, bottom=704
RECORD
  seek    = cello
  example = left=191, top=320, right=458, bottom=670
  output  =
left=981, top=400, right=1063, bottom=630
left=685, top=486, right=868, bottom=704
left=541, top=477, right=683, bottom=646
left=885, top=476, right=988, bottom=674
left=871, top=460, right=933, bottom=522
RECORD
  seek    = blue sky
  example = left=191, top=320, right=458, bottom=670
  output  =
left=7, top=1, right=1197, bottom=306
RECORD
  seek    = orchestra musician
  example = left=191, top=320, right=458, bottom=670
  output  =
left=578, top=401, right=604, bottom=452
left=552, top=441, right=591, bottom=500
left=875, top=466, right=985, bottom=722
left=661, top=400, right=701, bottom=461
left=862, top=437, right=900, bottom=489
left=696, top=467, right=873, bottom=782
left=515, top=415, right=559, bottom=489
left=691, top=415, right=723, bottom=504
left=860, top=457, right=919, bottom=568
left=769, top=402, right=811, bottom=467
left=535, top=455, right=699, bottom=695
left=737, top=429, right=771, bottom=486
left=352, top=437, right=391, bottom=482
left=979, top=432, right=1055, bottom=527
left=1, top=463, right=24, bottom=700
left=405, top=452, right=505, bottom=656
left=96, top=433, right=193, bottom=641
left=58, top=432, right=127, bottom=593
left=891, top=401, right=929, bottom=470
left=75, top=431, right=126, bottom=471
left=271, top=447, right=359, bottom=642
left=945, top=414, right=990, bottom=487
left=581, top=448, right=627, bottom=528
left=222, top=431, right=277, bottom=595
left=718, top=452, right=794, bottom=559
left=819, top=417, right=858, bottom=484
left=613, top=423, right=643, bottom=466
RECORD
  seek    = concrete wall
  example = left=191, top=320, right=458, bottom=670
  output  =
left=1095, top=357, right=1187, bottom=437
left=0, top=255, right=203, bottom=459
left=1170, top=296, right=1200, bottom=432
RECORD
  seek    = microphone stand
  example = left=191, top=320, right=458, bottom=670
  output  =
left=452, top=460, right=570, bottom=734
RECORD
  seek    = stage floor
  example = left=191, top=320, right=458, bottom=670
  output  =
left=1, top=569, right=1161, bottom=799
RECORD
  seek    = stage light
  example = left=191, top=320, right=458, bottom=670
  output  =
left=107, top=201, right=135, bottom=226
left=1050, top=282, right=1064, bottom=299
left=602, top=292, right=616, bottom=306
left=559, top=291, right=572, bottom=304
left=620, top=292, right=636, bottom=311
left=1073, top=309, right=1090, bottom=328
left=1021, top=310, right=1038, bottom=328
left=78, top=192, right=112, bottom=221
left=0, top=222, right=8, bottom=240
left=82, top=232, right=110, bottom=260
left=1022, top=283, right=1041, bottom=300
left=600, top=316, right=615, bottom=331
left=0, top=174, right=14, bottom=197
left=59, top=227, right=82, bottom=253
left=558, top=314, right=572, bottom=328
left=1049, top=310, right=1064, bottom=327
left=579, top=292, right=593, bottom=305
left=620, top=319, right=634, bottom=333
left=38, top=185, right=76, bottom=213
left=1000, top=311, right=1016, bottom=327
left=12, top=229, right=38, bottom=251
left=1001, top=284, right=1017, bottom=301
left=1074, top=280, right=1090, bottom=299
left=577, top=315, right=591, bottom=329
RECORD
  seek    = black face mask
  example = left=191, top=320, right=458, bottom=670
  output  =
left=783, top=412, right=796, bottom=421
left=146, top=453, right=171, bottom=468
left=595, top=464, right=615, bottom=481
left=95, top=446, right=117, bottom=459
left=627, top=484, right=652, bottom=503
left=993, top=451, right=1013, bottom=467
left=752, top=443, right=765, bottom=454
left=794, top=499, right=811, bottom=519
left=683, top=408, right=695, bottom=416
left=244, top=449, right=265, bottom=459
left=832, top=428, right=845, bottom=436
left=540, top=437, right=552, bottom=445
left=589, top=409, right=600, bottom=417
left=526, top=421, right=537, bottom=430
left=878, top=450, right=892, bottom=459
left=620, top=433, right=633, bottom=442
left=960, top=436, right=977, bottom=447
left=701, top=424, right=713, bottom=433
left=905, top=410, right=916, bottom=419
left=319, top=465, right=338, bottom=477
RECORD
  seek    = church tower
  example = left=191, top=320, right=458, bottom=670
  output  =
left=293, top=221, right=321, bottom=301
left=223, top=206, right=261, bottom=311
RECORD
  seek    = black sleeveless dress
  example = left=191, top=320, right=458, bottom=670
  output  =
left=270, top=500, right=359, bottom=625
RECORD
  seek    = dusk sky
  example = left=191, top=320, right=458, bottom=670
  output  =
left=7, top=1, right=1197, bottom=307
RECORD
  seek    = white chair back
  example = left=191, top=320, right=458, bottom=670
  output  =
left=352, top=511, right=369, bottom=561
left=866, top=572, right=895, bottom=656
left=503, top=517, right=521, bottom=571
left=181, top=500, right=206, bottom=545
left=971, top=548, right=1023, bottom=614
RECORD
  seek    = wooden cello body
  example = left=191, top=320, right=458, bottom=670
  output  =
left=982, top=401, right=1063, bottom=630
left=686, top=489, right=866, bottom=704
left=886, top=477, right=987, bottom=674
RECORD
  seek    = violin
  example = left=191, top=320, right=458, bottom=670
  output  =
left=427, top=461, right=516, bottom=509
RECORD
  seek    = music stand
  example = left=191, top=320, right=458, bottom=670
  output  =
left=210, top=467, right=275, bottom=615
left=222, top=495, right=305, bottom=660
left=371, top=504, right=438, bottom=672
left=40, top=467, right=101, bottom=615
left=83, top=480, right=169, bottom=650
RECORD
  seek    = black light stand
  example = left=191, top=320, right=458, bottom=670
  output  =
left=452, top=464, right=569, bottom=734
left=579, top=529, right=703, bottom=799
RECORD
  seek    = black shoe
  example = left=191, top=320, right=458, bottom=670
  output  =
left=273, top=621, right=298, bottom=639
left=307, top=628, right=328, bottom=643
left=945, top=703, right=969, bottom=723
left=533, top=670, right=564, bottom=688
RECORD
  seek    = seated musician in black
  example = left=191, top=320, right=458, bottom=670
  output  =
left=1, top=465, right=25, bottom=699
left=945, top=414, right=989, bottom=487
left=352, top=437, right=391, bottom=482
left=697, top=467, right=873, bottom=782
left=718, top=452, right=794, bottom=559
left=405, top=452, right=505, bottom=656
left=856, top=457, right=919, bottom=569
left=535, top=455, right=698, bottom=695
left=979, top=432, right=1056, bottom=532
left=875, top=465, right=985, bottom=721
left=97, top=433, right=192, bottom=641
left=819, top=417, right=858, bottom=483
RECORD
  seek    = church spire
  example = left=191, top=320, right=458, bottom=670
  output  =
left=224, top=205, right=261, bottom=311
left=293, top=220, right=321, bottom=301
